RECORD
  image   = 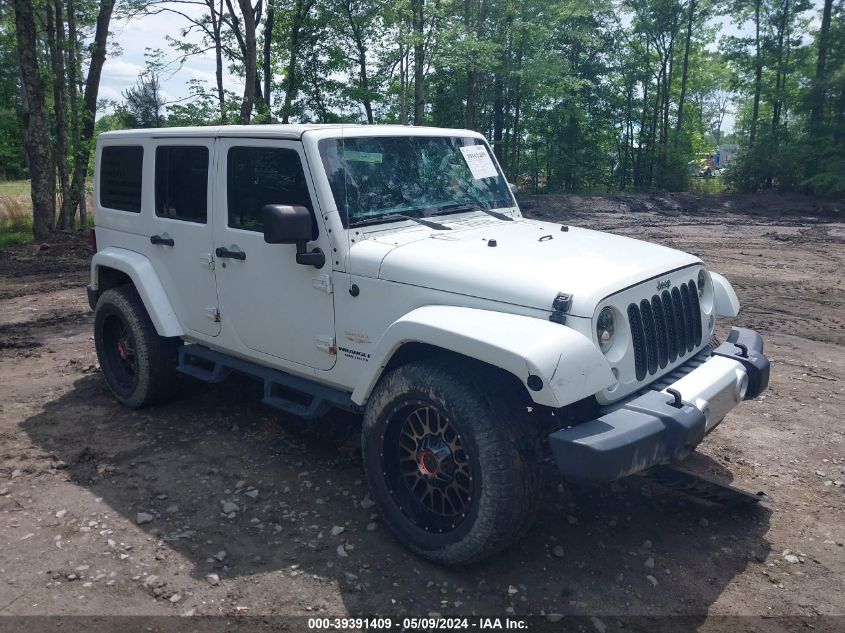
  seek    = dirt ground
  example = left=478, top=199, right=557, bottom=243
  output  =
left=0, top=193, right=843, bottom=627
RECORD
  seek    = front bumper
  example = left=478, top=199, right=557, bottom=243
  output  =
left=548, top=326, right=770, bottom=484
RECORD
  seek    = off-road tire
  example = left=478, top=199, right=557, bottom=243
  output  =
left=94, top=286, right=180, bottom=408
left=361, top=359, right=542, bottom=565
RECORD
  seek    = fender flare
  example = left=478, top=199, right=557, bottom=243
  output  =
left=710, top=272, right=740, bottom=317
left=350, top=305, right=615, bottom=408
left=91, top=247, right=183, bottom=337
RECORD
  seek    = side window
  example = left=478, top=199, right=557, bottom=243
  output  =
left=100, top=146, right=143, bottom=213
left=227, top=147, right=315, bottom=233
left=155, top=146, right=209, bottom=223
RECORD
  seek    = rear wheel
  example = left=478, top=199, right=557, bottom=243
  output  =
left=94, top=286, right=180, bottom=408
left=362, top=359, right=542, bottom=565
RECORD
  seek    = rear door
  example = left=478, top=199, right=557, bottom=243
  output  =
left=148, top=139, right=220, bottom=337
left=214, top=138, right=336, bottom=370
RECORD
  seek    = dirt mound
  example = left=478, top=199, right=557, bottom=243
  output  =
left=518, top=191, right=845, bottom=224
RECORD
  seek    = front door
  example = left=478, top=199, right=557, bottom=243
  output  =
left=148, top=140, right=220, bottom=337
left=214, top=139, right=336, bottom=370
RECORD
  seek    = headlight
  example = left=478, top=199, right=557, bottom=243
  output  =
left=697, top=269, right=707, bottom=298
left=596, top=307, right=615, bottom=353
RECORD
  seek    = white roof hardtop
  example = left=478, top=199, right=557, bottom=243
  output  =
left=98, top=124, right=484, bottom=141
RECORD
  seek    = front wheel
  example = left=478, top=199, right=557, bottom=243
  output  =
left=361, top=359, right=542, bottom=565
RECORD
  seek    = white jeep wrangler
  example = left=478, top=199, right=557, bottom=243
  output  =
left=88, top=125, right=770, bottom=565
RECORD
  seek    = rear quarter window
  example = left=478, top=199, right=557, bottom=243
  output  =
left=100, top=146, right=143, bottom=213
left=155, top=146, right=209, bottom=223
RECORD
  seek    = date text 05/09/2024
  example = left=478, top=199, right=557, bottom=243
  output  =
left=307, top=617, right=529, bottom=630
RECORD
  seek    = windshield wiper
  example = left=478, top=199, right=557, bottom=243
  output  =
left=350, top=213, right=451, bottom=230
left=433, top=202, right=514, bottom=221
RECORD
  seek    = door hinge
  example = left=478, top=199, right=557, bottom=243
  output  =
left=206, top=306, right=221, bottom=322
left=314, top=335, right=336, bottom=355
left=312, top=273, right=333, bottom=294
left=200, top=252, right=215, bottom=271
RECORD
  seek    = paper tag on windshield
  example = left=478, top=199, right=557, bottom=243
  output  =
left=459, top=145, right=498, bottom=180
left=344, top=150, right=382, bottom=164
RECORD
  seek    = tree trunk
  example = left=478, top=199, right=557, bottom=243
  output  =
left=749, top=0, right=762, bottom=148
left=411, top=0, right=425, bottom=124
left=281, top=0, right=309, bottom=124
left=492, top=73, right=504, bottom=161
left=357, top=44, right=374, bottom=124
left=465, top=70, right=477, bottom=129
left=235, top=0, right=257, bottom=124
left=675, top=0, right=695, bottom=132
left=508, top=31, right=524, bottom=181
left=45, top=2, right=58, bottom=191
left=835, top=82, right=845, bottom=145
left=622, top=75, right=634, bottom=189
left=212, top=0, right=226, bottom=123
left=647, top=66, right=662, bottom=188
left=399, top=40, right=408, bottom=125
left=509, top=78, right=521, bottom=181
left=771, top=0, right=790, bottom=132
left=13, top=0, right=55, bottom=240
left=66, top=0, right=81, bottom=227
left=70, top=0, right=115, bottom=229
left=48, top=0, right=72, bottom=230
left=342, top=1, right=373, bottom=123
left=263, top=0, right=274, bottom=114
left=810, top=0, right=833, bottom=127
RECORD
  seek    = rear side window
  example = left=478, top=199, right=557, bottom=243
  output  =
left=227, top=147, right=314, bottom=233
left=155, top=146, right=209, bottom=223
left=100, top=146, right=143, bottom=212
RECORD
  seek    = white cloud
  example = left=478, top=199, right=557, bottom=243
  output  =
left=98, top=8, right=245, bottom=118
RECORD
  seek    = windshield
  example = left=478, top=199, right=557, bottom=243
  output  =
left=318, top=135, right=513, bottom=227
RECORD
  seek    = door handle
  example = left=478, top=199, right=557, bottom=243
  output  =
left=215, top=246, right=246, bottom=260
left=150, top=234, right=175, bottom=246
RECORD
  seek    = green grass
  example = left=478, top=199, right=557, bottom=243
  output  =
left=0, top=230, right=30, bottom=247
left=0, top=180, right=31, bottom=197
left=0, top=181, right=94, bottom=246
left=688, top=175, right=726, bottom=194
left=0, top=180, right=33, bottom=247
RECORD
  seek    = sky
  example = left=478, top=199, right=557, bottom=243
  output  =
left=99, top=8, right=244, bottom=108
left=98, top=2, right=824, bottom=133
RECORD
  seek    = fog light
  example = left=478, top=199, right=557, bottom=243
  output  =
left=736, top=374, right=749, bottom=401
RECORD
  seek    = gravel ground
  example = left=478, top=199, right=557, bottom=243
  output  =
left=0, top=193, right=843, bottom=628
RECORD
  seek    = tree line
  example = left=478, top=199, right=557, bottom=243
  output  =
left=5, top=0, right=114, bottom=237
left=2, top=0, right=844, bottom=240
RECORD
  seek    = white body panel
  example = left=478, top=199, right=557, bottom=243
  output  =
left=350, top=306, right=614, bottom=407
left=663, top=355, right=749, bottom=432
left=91, top=247, right=183, bottom=337
left=212, top=137, right=336, bottom=370
left=710, top=272, right=741, bottom=317
left=146, top=137, right=221, bottom=337
left=373, top=221, right=699, bottom=317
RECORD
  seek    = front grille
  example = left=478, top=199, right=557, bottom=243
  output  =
left=628, top=280, right=702, bottom=381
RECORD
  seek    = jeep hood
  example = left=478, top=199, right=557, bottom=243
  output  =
left=364, top=219, right=700, bottom=317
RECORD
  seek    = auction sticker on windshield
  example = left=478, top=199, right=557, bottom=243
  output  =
left=459, top=144, right=498, bottom=180
left=343, top=150, right=383, bottom=164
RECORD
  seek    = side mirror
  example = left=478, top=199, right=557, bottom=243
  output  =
left=262, top=204, right=314, bottom=244
left=261, top=204, right=325, bottom=269
left=508, top=182, right=518, bottom=195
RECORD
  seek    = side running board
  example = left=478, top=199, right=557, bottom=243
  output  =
left=177, top=344, right=360, bottom=419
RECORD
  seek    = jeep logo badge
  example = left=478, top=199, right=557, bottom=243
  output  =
left=657, top=279, right=671, bottom=291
